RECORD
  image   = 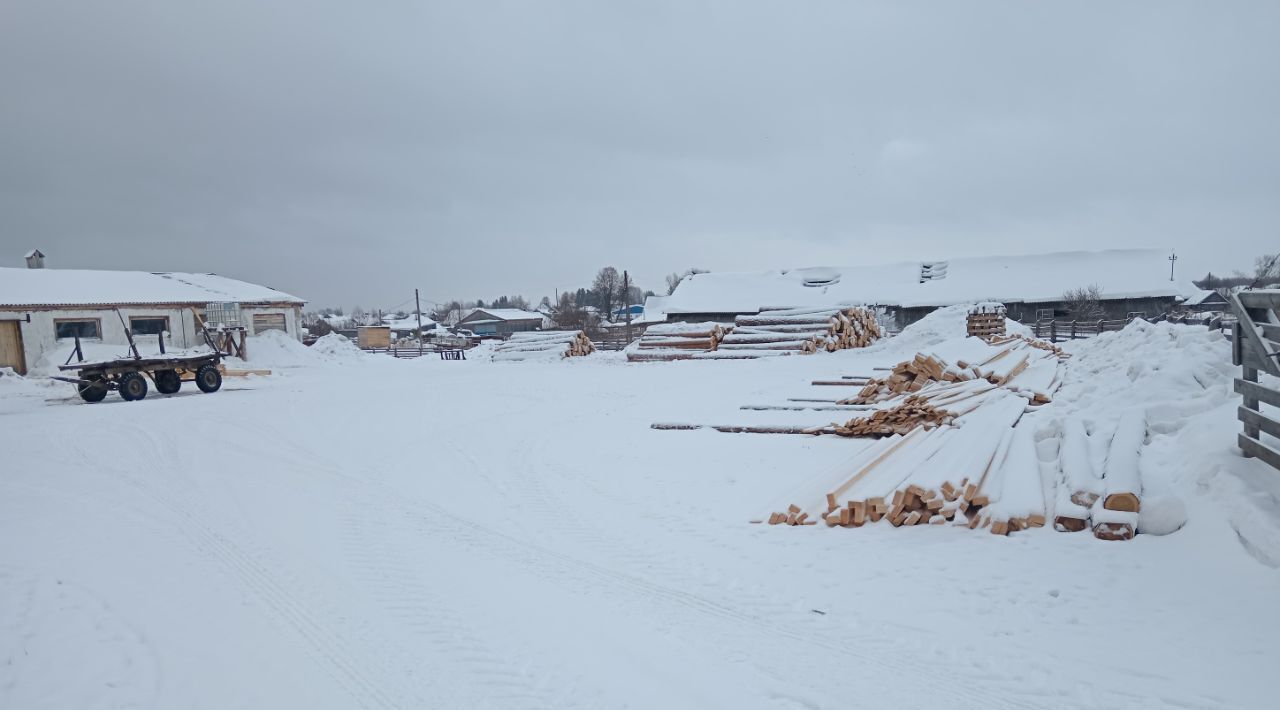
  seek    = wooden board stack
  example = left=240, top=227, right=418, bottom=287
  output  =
left=709, top=306, right=882, bottom=359
left=626, top=322, right=731, bottom=362
left=966, top=302, right=1007, bottom=339
left=492, top=331, right=595, bottom=361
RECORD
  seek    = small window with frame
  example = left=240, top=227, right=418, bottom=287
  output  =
left=1035, top=309, right=1055, bottom=321
left=55, top=319, right=101, bottom=339
left=129, top=316, right=169, bottom=336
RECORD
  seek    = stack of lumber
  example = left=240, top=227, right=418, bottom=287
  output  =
left=966, top=302, right=1008, bottom=339
left=847, top=338, right=1064, bottom=406
left=627, top=322, right=730, bottom=362
left=712, top=306, right=882, bottom=359
left=492, top=331, right=595, bottom=361
left=988, top=332, right=1067, bottom=358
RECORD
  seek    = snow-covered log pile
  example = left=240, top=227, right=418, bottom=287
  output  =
left=492, top=331, right=595, bottom=362
left=626, top=322, right=730, bottom=362
left=965, top=301, right=1007, bottom=339
left=704, top=306, right=882, bottom=359
left=847, top=336, right=1066, bottom=406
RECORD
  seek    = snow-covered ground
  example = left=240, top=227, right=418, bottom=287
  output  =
left=2, top=317, right=1279, bottom=709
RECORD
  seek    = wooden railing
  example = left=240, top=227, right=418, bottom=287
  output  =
left=1231, top=289, right=1280, bottom=471
left=1026, top=313, right=1236, bottom=343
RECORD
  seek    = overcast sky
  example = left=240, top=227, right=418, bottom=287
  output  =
left=2, top=1, right=1277, bottom=309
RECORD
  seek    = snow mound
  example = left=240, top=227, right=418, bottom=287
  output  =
left=1057, top=319, right=1235, bottom=421
left=308, top=333, right=366, bottom=364
left=237, top=330, right=319, bottom=368
left=870, top=303, right=1031, bottom=353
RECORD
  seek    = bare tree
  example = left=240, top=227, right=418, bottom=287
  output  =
left=593, top=266, right=621, bottom=321
left=665, top=272, right=683, bottom=295
left=550, top=292, right=588, bottom=330
left=1063, top=284, right=1105, bottom=320
left=1252, top=253, right=1280, bottom=286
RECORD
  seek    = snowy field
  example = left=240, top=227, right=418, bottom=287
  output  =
left=3, top=314, right=1280, bottom=710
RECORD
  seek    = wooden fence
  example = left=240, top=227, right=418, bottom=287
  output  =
left=1027, top=313, right=1236, bottom=343
left=1231, top=289, right=1280, bottom=472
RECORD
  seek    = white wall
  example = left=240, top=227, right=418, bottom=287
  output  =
left=6, top=304, right=302, bottom=371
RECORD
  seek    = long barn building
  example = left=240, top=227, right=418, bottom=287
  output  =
left=0, top=258, right=305, bottom=375
left=647, top=249, right=1196, bottom=329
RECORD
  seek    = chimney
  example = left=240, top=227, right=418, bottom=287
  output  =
left=25, top=249, right=45, bottom=269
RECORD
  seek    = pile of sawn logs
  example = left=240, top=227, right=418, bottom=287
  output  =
left=709, top=306, right=882, bottom=359
left=762, top=392, right=1148, bottom=541
left=627, top=322, right=731, bottom=362
left=846, top=338, right=1061, bottom=406
left=492, top=331, right=595, bottom=361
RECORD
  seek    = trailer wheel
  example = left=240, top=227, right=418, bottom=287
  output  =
left=195, top=364, right=223, bottom=393
left=118, top=372, right=148, bottom=401
left=154, top=369, right=182, bottom=394
left=77, top=375, right=109, bottom=403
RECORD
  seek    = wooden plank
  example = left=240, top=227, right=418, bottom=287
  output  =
left=1235, top=378, right=1280, bottom=408
left=1230, top=293, right=1280, bottom=376
left=1237, top=290, right=1280, bottom=310
left=1239, top=434, right=1280, bottom=471
left=1239, top=406, right=1280, bottom=440
left=1242, top=346, right=1280, bottom=374
left=1261, top=322, right=1280, bottom=343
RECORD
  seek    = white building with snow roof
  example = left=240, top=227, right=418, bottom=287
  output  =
left=0, top=257, right=305, bottom=375
left=647, top=249, right=1197, bottom=328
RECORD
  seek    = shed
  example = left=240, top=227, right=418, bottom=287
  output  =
left=457, top=308, right=547, bottom=337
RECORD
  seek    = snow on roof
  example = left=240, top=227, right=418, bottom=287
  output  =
left=637, top=295, right=670, bottom=324
left=467, top=308, right=545, bottom=322
left=1183, top=289, right=1227, bottom=306
left=662, top=249, right=1196, bottom=315
left=383, top=316, right=437, bottom=331
left=0, top=267, right=305, bottom=308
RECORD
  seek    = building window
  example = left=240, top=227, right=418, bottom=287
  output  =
left=129, top=316, right=168, bottom=335
left=252, top=313, right=287, bottom=334
left=55, top=319, right=101, bottom=339
left=1035, top=309, right=1055, bottom=321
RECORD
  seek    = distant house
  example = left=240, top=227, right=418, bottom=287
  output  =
left=456, top=308, right=547, bottom=337
left=1182, top=289, right=1229, bottom=313
left=0, top=256, right=304, bottom=375
left=648, top=249, right=1197, bottom=329
left=611, top=304, right=644, bottom=320
left=381, top=312, right=438, bottom=338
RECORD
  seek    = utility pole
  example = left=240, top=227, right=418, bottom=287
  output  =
left=414, top=288, right=424, bottom=353
left=623, top=270, right=633, bottom=345
left=1169, top=250, right=1178, bottom=281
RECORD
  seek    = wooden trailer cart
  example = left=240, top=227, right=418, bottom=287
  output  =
left=54, top=352, right=224, bottom=402
left=51, top=308, right=227, bottom=403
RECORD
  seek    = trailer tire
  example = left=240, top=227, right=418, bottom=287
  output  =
left=195, top=364, right=222, bottom=393
left=77, top=376, right=109, bottom=403
left=154, top=369, right=182, bottom=394
left=118, top=372, right=148, bottom=401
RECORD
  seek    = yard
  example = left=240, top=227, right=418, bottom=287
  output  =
left=2, top=317, right=1278, bottom=709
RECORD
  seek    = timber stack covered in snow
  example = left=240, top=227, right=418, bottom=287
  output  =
left=626, top=321, right=731, bottom=362
left=966, top=302, right=1007, bottom=338
left=492, top=331, right=595, bottom=361
left=705, top=306, right=882, bottom=359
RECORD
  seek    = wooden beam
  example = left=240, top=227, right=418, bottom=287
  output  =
left=1237, top=289, right=1280, bottom=310
left=1230, top=293, right=1280, bottom=376
left=1236, top=378, right=1280, bottom=408
left=1238, top=406, right=1280, bottom=440
left=1239, top=434, right=1280, bottom=471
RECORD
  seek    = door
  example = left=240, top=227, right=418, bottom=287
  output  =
left=252, top=313, right=287, bottom=335
left=0, top=321, right=27, bottom=375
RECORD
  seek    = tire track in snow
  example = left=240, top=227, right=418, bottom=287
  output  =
left=64, top=420, right=413, bottom=710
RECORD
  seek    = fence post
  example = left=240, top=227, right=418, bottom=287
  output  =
left=1050, top=320, right=1057, bottom=343
left=1242, top=365, right=1260, bottom=453
left=1070, top=320, right=1077, bottom=339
